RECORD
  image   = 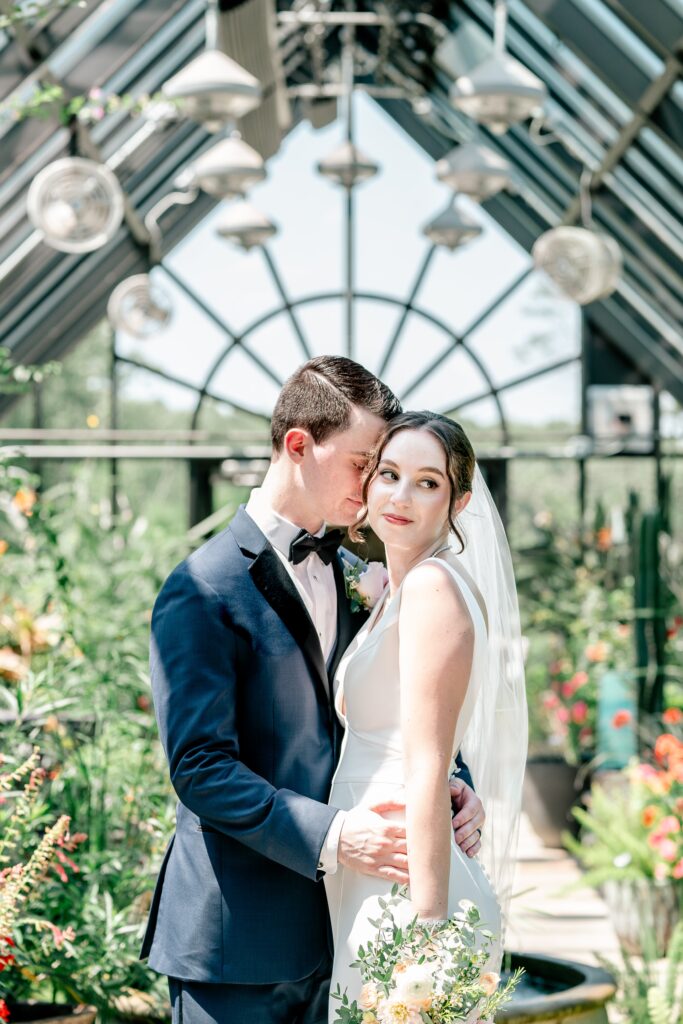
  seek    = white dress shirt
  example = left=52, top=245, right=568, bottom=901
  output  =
left=244, top=489, right=345, bottom=872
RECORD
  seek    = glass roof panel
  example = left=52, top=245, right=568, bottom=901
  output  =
left=509, top=0, right=633, bottom=124
left=570, top=0, right=666, bottom=77
left=501, top=360, right=582, bottom=436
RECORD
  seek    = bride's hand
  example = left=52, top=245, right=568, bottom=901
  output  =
left=450, top=779, right=484, bottom=858
left=338, top=803, right=410, bottom=884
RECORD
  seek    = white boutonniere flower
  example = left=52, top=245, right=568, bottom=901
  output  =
left=343, top=559, right=388, bottom=613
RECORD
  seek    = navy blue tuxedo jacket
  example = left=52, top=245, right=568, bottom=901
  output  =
left=140, top=506, right=473, bottom=984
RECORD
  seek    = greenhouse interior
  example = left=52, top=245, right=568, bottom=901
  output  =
left=1, top=0, right=682, bottom=1022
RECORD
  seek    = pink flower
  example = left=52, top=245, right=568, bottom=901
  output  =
left=556, top=707, right=570, bottom=724
left=654, top=862, right=669, bottom=880
left=658, top=839, right=678, bottom=862
left=542, top=692, right=560, bottom=710
left=562, top=680, right=577, bottom=698
left=572, top=701, right=589, bottom=725
left=359, top=983, right=379, bottom=1011
left=672, top=859, right=683, bottom=880
left=572, top=671, right=589, bottom=688
left=658, top=816, right=680, bottom=835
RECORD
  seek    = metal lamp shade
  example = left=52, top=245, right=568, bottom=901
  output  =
left=215, top=201, right=277, bottom=250
left=162, top=50, right=262, bottom=132
left=532, top=227, right=623, bottom=304
left=450, top=53, right=547, bottom=135
left=27, top=157, right=124, bottom=254
left=435, top=143, right=512, bottom=201
left=107, top=274, right=173, bottom=337
left=422, top=201, right=482, bottom=250
left=190, top=137, right=265, bottom=197
left=317, top=141, right=379, bottom=189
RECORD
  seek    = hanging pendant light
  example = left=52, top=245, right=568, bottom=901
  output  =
left=162, top=51, right=262, bottom=133
left=435, top=142, right=513, bottom=201
left=107, top=274, right=173, bottom=337
left=422, top=200, right=482, bottom=250
left=215, top=201, right=277, bottom=250
left=449, top=2, right=546, bottom=135
left=532, top=227, right=622, bottom=304
left=27, top=157, right=124, bottom=253
left=532, top=169, right=623, bottom=304
left=185, top=137, right=266, bottom=198
left=317, top=141, right=379, bottom=189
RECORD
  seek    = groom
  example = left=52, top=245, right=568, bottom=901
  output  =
left=141, top=357, right=485, bottom=1024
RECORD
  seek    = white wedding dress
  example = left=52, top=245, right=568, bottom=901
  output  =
left=325, top=557, right=502, bottom=1020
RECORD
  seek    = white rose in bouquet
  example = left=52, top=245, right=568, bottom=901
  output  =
left=354, top=561, right=388, bottom=607
left=393, top=963, right=435, bottom=1006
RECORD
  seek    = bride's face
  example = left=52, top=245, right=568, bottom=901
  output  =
left=366, top=428, right=459, bottom=552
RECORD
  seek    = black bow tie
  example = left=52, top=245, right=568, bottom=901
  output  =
left=289, top=528, right=345, bottom=566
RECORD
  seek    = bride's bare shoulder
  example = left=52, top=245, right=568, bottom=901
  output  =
left=399, top=560, right=473, bottom=630
left=401, top=557, right=488, bottom=633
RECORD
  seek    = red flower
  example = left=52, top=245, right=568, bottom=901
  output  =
left=612, top=709, right=632, bottom=729
left=571, top=701, right=589, bottom=725
left=0, top=999, right=10, bottom=1022
left=662, top=707, right=683, bottom=725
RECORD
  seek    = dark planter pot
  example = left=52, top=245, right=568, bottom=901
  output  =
left=523, top=755, right=588, bottom=848
left=497, top=953, right=616, bottom=1023
left=3, top=1005, right=97, bottom=1024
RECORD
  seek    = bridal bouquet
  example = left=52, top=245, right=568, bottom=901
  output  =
left=331, top=888, right=522, bottom=1024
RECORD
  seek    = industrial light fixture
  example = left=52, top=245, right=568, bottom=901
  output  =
left=215, top=200, right=277, bottom=250
left=317, top=141, right=379, bottom=189
left=27, top=157, right=124, bottom=254
left=422, top=200, right=482, bottom=250
left=162, top=50, right=262, bottom=133
left=435, top=142, right=513, bottom=201
left=107, top=274, right=173, bottom=337
left=449, top=1, right=546, bottom=134
left=181, top=136, right=266, bottom=198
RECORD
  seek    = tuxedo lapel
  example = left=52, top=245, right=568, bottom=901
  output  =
left=231, top=508, right=331, bottom=713
left=328, top=553, right=368, bottom=685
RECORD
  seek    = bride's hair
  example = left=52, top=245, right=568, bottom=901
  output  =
left=350, top=411, right=476, bottom=550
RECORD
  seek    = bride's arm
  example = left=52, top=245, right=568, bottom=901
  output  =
left=399, top=563, right=474, bottom=921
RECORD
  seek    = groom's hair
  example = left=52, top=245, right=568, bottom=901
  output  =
left=271, top=356, right=402, bottom=452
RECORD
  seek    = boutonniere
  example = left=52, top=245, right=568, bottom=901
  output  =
left=342, top=558, right=389, bottom=613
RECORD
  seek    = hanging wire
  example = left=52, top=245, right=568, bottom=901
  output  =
left=493, top=0, right=508, bottom=56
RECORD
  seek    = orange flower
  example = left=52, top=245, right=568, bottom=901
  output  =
left=642, top=805, right=659, bottom=828
left=11, top=488, right=36, bottom=516
left=596, top=527, right=612, bottom=551
left=662, top=707, right=683, bottom=725
left=0, top=541, right=7, bottom=557
left=612, top=709, right=632, bottom=729
left=585, top=642, right=608, bottom=663
left=654, top=734, right=680, bottom=765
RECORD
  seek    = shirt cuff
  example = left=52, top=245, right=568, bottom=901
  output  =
left=318, top=810, right=346, bottom=874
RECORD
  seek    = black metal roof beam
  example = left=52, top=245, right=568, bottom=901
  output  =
left=562, top=54, right=682, bottom=224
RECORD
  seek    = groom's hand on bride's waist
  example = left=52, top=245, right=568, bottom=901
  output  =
left=449, top=779, right=485, bottom=858
left=337, top=803, right=410, bottom=884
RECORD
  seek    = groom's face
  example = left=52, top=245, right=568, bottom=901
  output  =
left=304, top=405, right=387, bottom=527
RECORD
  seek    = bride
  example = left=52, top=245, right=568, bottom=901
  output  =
left=324, top=411, right=527, bottom=1020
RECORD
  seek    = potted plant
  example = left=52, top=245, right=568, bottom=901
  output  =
left=563, top=723, right=683, bottom=956
left=0, top=749, right=94, bottom=1024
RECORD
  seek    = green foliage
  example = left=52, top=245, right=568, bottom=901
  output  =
left=331, top=888, right=522, bottom=1024
left=599, top=922, right=683, bottom=1024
